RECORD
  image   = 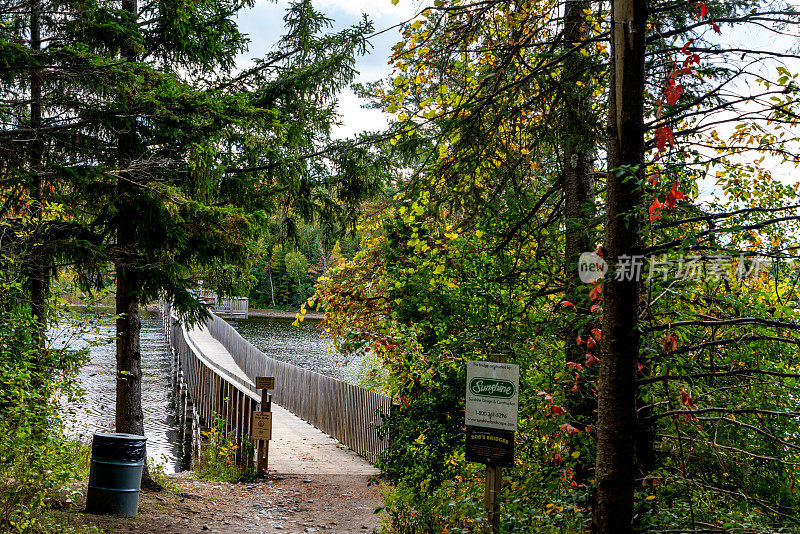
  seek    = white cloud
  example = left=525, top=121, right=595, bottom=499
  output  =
left=237, top=0, right=406, bottom=138
left=312, top=0, right=419, bottom=22
left=332, top=88, right=391, bottom=139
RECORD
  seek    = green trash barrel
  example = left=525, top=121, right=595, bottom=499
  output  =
left=85, top=432, right=147, bottom=516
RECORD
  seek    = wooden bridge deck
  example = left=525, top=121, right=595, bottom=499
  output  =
left=163, top=299, right=391, bottom=470
left=269, top=404, right=379, bottom=476
left=184, top=324, right=254, bottom=391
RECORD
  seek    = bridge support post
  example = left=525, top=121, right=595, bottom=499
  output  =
left=195, top=422, right=208, bottom=464
left=173, top=334, right=181, bottom=386
left=178, top=370, right=187, bottom=427
left=179, top=393, right=194, bottom=471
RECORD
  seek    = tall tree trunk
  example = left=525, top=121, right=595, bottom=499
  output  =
left=269, top=267, right=275, bottom=307
left=562, top=0, right=597, bottom=486
left=594, top=0, right=647, bottom=530
left=562, top=0, right=596, bottom=293
left=28, top=0, right=48, bottom=350
left=115, top=0, right=156, bottom=489
left=115, top=260, right=144, bottom=439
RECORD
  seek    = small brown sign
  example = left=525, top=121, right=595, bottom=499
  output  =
left=256, top=376, right=275, bottom=390
left=252, top=411, right=273, bottom=441
left=466, top=426, right=515, bottom=467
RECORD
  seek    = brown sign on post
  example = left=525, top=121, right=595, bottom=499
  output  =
left=466, top=426, right=515, bottom=467
left=252, top=411, right=273, bottom=440
left=256, top=376, right=275, bottom=390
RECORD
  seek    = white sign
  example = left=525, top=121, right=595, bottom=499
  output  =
left=465, top=360, right=519, bottom=431
left=252, top=411, right=273, bottom=440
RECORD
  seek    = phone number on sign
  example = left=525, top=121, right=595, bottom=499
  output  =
left=475, top=410, right=507, bottom=419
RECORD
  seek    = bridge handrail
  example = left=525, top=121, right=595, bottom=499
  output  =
left=190, top=289, right=249, bottom=318
left=177, top=317, right=260, bottom=401
left=206, top=314, right=391, bottom=464
left=162, top=300, right=262, bottom=466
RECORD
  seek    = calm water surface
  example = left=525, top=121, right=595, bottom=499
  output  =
left=235, top=316, right=361, bottom=384
left=56, top=309, right=181, bottom=471
left=60, top=310, right=353, bottom=472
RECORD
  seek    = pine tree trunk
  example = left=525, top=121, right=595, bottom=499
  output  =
left=594, top=0, right=647, bottom=530
left=562, top=0, right=596, bottom=284
left=562, top=0, right=597, bottom=483
left=115, top=139, right=156, bottom=489
left=561, top=0, right=597, bottom=434
left=28, top=0, right=48, bottom=350
left=115, top=262, right=144, bottom=440
left=115, top=0, right=157, bottom=490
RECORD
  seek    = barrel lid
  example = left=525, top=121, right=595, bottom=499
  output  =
left=92, top=432, right=147, bottom=462
left=93, top=432, right=147, bottom=441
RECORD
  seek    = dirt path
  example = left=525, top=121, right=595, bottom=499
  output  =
left=64, top=397, right=385, bottom=532
left=67, top=473, right=384, bottom=533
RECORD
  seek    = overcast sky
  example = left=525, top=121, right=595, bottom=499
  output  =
left=232, top=1, right=798, bottom=195
left=234, top=0, right=422, bottom=138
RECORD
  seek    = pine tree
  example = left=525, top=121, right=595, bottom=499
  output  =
left=1, top=0, right=375, bottom=486
left=103, top=0, right=373, bottom=484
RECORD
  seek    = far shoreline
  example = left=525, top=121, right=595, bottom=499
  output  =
left=65, top=301, right=325, bottom=321
left=248, top=308, right=325, bottom=321
left=66, top=299, right=325, bottom=321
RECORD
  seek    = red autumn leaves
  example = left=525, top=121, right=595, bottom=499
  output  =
left=653, top=48, right=694, bottom=153
left=663, top=331, right=678, bottom=353
left=538, top=390, right=570, bottom=420
left=694, top=1, right=723, bottom=34
left=652, top=1, right=719, bottom=158
left=681, top=39, right=701, bottom=68
left=651, top=53, right=690, bottom=221
left=649, top=181, right=687, bottom=222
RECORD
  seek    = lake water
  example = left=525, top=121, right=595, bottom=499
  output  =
left=235, top=315, right=361, bottom=384
left=60, top=310, right=352, bottom=472
left=57, top=309, right=181, bottom=471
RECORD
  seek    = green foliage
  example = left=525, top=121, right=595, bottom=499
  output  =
left=379, top=476, right=485, bottom=534
left=249, top=221, right=359, bottom=309
left=285, top=250, right=309, bottom=287
left=318, top=0, right=800, bottom=531
left=146, top=457, right=179, bottom=493
left=0, top=258, right=88, bottom=532
left=378, top=361, right=465, bottom=487
left=0, top=0, right=381, bottom=321
left=194, top=412, right=254, bottom=483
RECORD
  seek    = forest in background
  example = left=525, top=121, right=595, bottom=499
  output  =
left=246, top=219, right=360, bottom=309
left=2, top=0, right=800, bottom=532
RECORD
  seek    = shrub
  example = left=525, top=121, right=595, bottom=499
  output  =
left=0, top=263, right=88, bottom=532
left=194, top=412, right=256, bottom=482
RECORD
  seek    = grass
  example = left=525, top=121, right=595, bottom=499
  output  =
left=147, top=457, right=180, bottom=493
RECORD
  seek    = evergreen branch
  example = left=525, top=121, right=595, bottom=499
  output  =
left=656, top=434, right=799, bottom=465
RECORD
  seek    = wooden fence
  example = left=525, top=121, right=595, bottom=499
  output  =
left=162, top=301, right=262, bottom=464
left=206, top=314, right=392, bottom=464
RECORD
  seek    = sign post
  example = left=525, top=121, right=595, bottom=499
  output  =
left=254, top=376, right=274, bottom=473
left=465, top=358, right=519, bottom=533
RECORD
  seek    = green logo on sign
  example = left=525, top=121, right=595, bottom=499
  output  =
left=469, top=378, right=515, bottom=399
